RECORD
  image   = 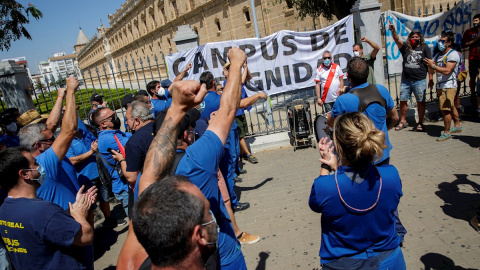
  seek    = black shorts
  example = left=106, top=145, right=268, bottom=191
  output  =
left=469, top=59, right=480, bottom=79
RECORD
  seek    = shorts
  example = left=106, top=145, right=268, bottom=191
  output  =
left=114, top=189, right=130, bottom=217
left=217, top=169, right=230, bottom=203
left=235, top=114, right=248, bottom=138
left=437, top=88, right=456, bottom=111
left=92, top=177, right=109, bottom=202
left=400, top=79, right=426, bottom=102
left=469, top=59, right=480, bottom=79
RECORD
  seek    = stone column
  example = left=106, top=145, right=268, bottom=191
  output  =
left=0, top=60, right=35, bottom=113
left=173, top=25, right=199, bottom=52
left=350, top=0, right=385, bottom=85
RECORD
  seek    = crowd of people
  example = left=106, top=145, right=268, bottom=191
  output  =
left=0, top=13, right=479, bottom=270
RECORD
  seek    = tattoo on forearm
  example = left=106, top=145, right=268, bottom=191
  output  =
left=143, top=116, right=179, bottom=181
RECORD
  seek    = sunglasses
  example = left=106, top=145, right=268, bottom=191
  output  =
left=323, top=57, right=332, bottom=59
left=33, top=135, right=55, bottom=147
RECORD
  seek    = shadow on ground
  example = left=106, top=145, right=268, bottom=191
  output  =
left=435, top=174, right=480, bottom=223
left=93, top=204, right=128, bottom=261
left=255, top=251, right=270, bottom=270
left=420, top=253, right=477, bottom=270
left=234, top=177, right=274, bottom=202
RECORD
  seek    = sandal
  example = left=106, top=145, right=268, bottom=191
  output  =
left=395, top=122, right=408, bottom=131
left=413, top=123, right=424, bottom=132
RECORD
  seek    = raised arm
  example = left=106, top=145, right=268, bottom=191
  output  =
left=361, top=36, right=380, bottom=59
left=173, top=62, right=192, bottom=82
left=45, top=87, right=66, bottom=132
left=388, top=21, right=403, bottom=49
left=207, top=47, right=247, bottom=145
left=241, top=62, right=252, bottom=84
left=239, top=92, right=267, bottom=108
left=51, top=77, right=78, bottom=161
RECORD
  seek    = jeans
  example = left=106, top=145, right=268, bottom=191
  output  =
left=400, top=79, right=427, bottom=102
left=114, top=190, right=130, bottom=217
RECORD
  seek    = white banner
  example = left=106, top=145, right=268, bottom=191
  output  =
left=166, top=15, right=354, bottom=96
left=384, top=1, right=477, bottom=74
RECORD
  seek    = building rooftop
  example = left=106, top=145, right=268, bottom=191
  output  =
left=76, top=28, right=89, bottom=46
left=49, top=54, right=77, bottom=61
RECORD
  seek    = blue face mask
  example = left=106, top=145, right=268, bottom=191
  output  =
left=201, top=210, right=219, bottom=247
left=323, top=59, right=331, bottom=66
left=437, top=41, right=446, bottom=51
left=26, top=164, right=46, bottom=185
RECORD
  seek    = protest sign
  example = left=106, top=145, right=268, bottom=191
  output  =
left=166, top=15, right=354, bottom=96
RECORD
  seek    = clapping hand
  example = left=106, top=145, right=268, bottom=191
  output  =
left=318, top=137, right=338, bottom=171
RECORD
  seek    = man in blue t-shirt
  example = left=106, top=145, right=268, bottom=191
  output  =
left=118, top=48, right=248, bottom=270
left=93, top=107, right=132, bottom=217
left=327, top=57, right=399, bottom=164
left=0, top=147, right=96, bottom=270
left=88, top=93, right=107, bottom=125
left=18, top=77, right=82, bottom=211
left=326, top=57, right=406, bottom=239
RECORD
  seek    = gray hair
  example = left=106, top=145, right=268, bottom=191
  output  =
left=323, top=50, right=331, bottom=57
left=19, top=123, right=47, bottom=148
left=130, top=100, right=153, bottom=122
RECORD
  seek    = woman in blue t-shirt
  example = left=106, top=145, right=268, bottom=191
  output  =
left=309, top=112, right=405, bottom=269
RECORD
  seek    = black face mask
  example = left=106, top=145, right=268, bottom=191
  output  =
left=111, top=115, right=121, bottom=130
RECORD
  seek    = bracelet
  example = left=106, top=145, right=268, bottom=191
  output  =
left=119, top=159, right=126, bottom=163
left=57, top=96, right=64, bottom=99
left=321, top=163, right=332, bottom=172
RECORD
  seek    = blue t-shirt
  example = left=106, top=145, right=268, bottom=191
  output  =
left=309, top=164, right=402, bottom=263
left=223, top=80, right=251, bottom=116
left=151, top=98, right=172, bottom=118
left=97, top=129, right=131, bottom=194
left=0, top=134, right=19, bottom=148
left=200, top=91, right=237, bottom=130
left=66, top=137, right=99, bottom=186
left=0, top=197, right=86, bottom=269
left=77, top=119, right=96, bottom=147
left=331, top=83, right=394, bottom=163
left=175, top=131, right=244, bottom=268
left=36, top=147, right=81, bottom=210
left=125, top=122, right=154, bottom=173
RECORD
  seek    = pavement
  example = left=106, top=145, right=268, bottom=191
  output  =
left=94, top=113, right=480, bottom=270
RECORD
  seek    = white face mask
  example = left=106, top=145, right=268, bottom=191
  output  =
left=6, top=122, right=17, bottom=133
left=157, top=87, right=166, bottom=97
left=353, top=51, right=361, bottom=57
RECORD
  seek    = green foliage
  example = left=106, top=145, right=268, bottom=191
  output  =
left=29, top=88, right=136, bottom=120
left=0, top=1, right=43, bottom=51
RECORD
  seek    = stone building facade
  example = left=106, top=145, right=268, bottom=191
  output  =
left=75, top=0, right=460, bottom=83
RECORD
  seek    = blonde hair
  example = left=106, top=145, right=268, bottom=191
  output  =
left=333, top=112, right=387, bottom=169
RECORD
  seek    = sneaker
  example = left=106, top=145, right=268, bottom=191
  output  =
left=237, top=232, right=260, bottom=244
left=234, top=176, right=243, bottom=183
left=436, top=133, right=451, bottom=141
left=238, top=169, right=247, bottom=174
left=233, top=202, right=250, bottom=212
left=103, top=217, right=127, bottom=228
left=471, top=216, right=480, bottom=233
left=449, top=126, right=462, bottom=134
left=246, top=154, right=258, bottom=164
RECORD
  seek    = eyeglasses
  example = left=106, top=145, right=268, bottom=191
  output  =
left=33, top=136, right=55, bottom=147
left=100, top=113, right=116, bottom=123
left=323, top=57, right=331, bottom=59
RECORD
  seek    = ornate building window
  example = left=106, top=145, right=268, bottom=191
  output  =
left=189, top=0, right=195, bottom=10
left=161, top=8, right=167, bottom=23
left=172, top=1, right=179, bottom=18
left=215, top=18, right=221, bottom=32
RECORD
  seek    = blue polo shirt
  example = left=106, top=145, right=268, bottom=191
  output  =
left=309, top=164, right=402, bottom=263
left=331, top=83, right=394, bottom=163
left=151, top=99, right=172, bottom=118
left=200, top=91, right=237, bottom=130
left=66, top=137, right=99, bottom=186
left=97, top=129, right=131, bottom=194
left=0, top=134, right=19, bottom=148
left=175, top=131, right=244, bottom=269
left=36, top=148, right=80, bottom=210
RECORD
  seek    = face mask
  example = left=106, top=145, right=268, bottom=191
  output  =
left=97, top=105, right=103, bottom=109
left=111, top=114, right=121, bottom=130
left=474, top=23, right=479, bottom=28
left=197, top=101, right=206, bottom=113
left=26, top=164, right=46, bottom=185
left=410, top=38, right=420, bottom=47
left=201, top=210, right=219, bottom=248
left=353, top=51, right=361, bottom=57
left=323, top=59, right=331, bottom=66
left=437, top=41, right=446, bottom=52
left=157, top=87, right=166, bottom=97
left=6, top=122, right=17, bottom=133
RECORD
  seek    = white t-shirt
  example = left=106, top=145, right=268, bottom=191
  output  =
left=314, top=64, right=344, bottom=103
left=434, top=49, right=460, bottom=90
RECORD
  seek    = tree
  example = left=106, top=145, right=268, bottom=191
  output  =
left=273, top=0, right=355, bottom=27
left=0, top=1, right=43, bottom=51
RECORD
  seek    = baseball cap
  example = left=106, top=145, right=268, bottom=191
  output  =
left=136, top=90, right=149, bottom=97
left=90, top=93, right=104, bottom=102
left=154, top=108, right=200, bottom=136
left=121, top=93, right=135, bottom=108
left=160, top=79, right=172, bottom=89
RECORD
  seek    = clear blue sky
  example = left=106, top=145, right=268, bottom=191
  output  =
left=0, top=0, right=126, bottom=74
